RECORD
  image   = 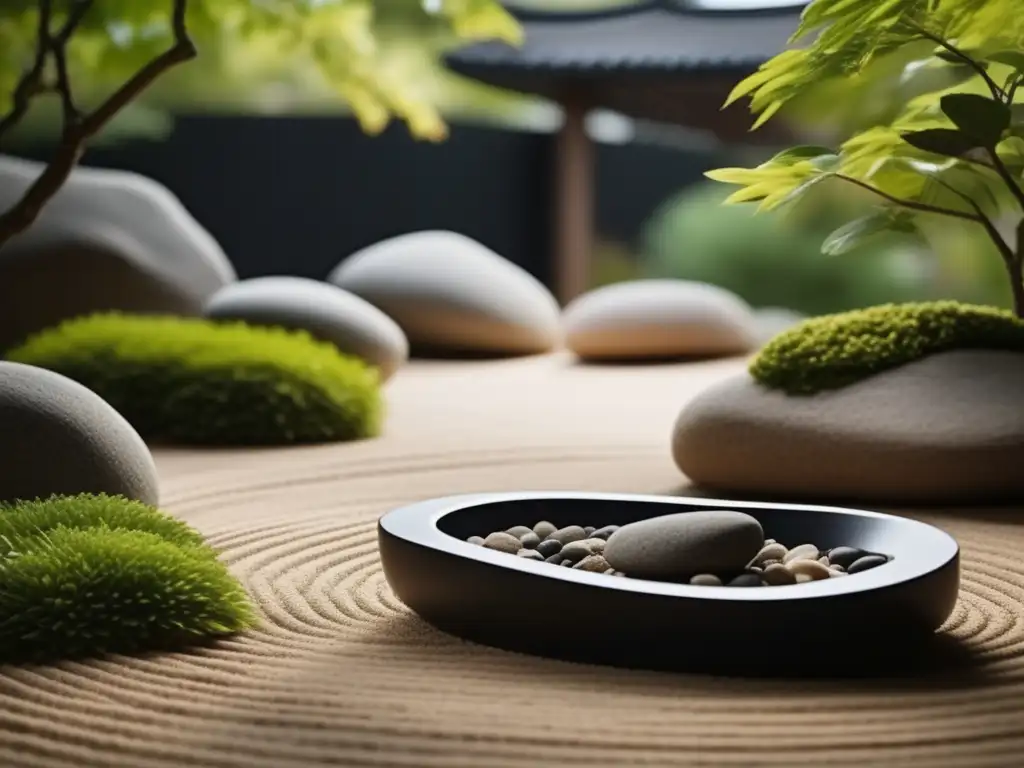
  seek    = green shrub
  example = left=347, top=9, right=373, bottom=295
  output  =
left=751, top=301, right=1024, bottom=395
left=0, top=494, right=254, bottom=664
left=640, top=181, right=1010, bottom=316
left=0, top=493, right=206, bottom=551
left=7, top=313, right=383, bottom=445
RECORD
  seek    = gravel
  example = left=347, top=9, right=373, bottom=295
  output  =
left=467, top=518, right=893, bottom=587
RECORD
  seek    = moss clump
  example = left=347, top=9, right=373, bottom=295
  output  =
left=0, top=495, right=254, bottom=664
left=7, top=313, right=383, bottom=445
left=750, top=301, right=1024, bottom=395
left=0, top=493, right=206, bottom=550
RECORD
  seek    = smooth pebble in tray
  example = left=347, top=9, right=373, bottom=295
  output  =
left=519, top=532, right=541, bottom=549
left=484, top=531, right=521, bottom=554
left=517, top=549, right=544, bottom=562
left=827, top=546, right=870, bottom=569
left=533, top=521, right=557, bottom=539
left=467, top=536, right=485, bottom=546
left=573, top=555, right=610, bottom=573
left=536, top=539, right=562, bottom=558
left=560, top=541, right=596, bottom=563
left=761, top=563, right=796, bottom=586
left=548, top=526, right=587, bottom=545
left=848, top=554, right=889, bottom=574
left=783, top=543, right=819, bottom=564
left=728, top=573, right=764, bottom=587
left=604, top=509, right=764, bottom=579
left=689, top=573, right=723, bottom=587
left=786, top=559, right=831, bottom=581
left=750, top=542, right=787, bottom=566
left=591, top=525, right=619, bottom=540
left=506, top=526, right=533, bottom=538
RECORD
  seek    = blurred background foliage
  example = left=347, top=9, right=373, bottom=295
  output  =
left=1, top=0, right=1013, bottom=315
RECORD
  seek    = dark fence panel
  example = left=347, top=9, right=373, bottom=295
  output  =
left=15, top=115, right=715, bottom=287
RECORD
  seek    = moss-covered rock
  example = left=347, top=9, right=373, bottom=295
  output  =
left=7, top=313, right=383, bottom=445
left=0, top=494, right=254, bottom=664
left=750, top=301, right=1024, bottom=395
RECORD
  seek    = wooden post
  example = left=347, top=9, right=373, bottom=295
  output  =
left=553, top=96, right=594, bottom=305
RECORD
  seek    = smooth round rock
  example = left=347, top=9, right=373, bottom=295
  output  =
left=584, top=537, right=606, bottom=554
left=786, top=559, right=831, bottom=581
left=761, top=563, right=796, bottom=586
left=467, top=536, right=485, bottom=546
left=689, top=573, right=723, bottom=587
left=0, top=361, right=159, bottom=505
left=536, top=539, right=562, bottom=558
left=505, top=526, right=533, bottom=538
left=547, top=526, right=587, bottom=545
left=750, top=542, right=787, bottom=566
left=672, top=350, right=1024, bottom=504
left=559, top=559, right=574, bottom=567
left=483, top=532, right=521, bottom=554
left=848, top=555, right=890, bottom=575
left=202, top=276, right=408, bottom=382
left=603, top=510, right=764, bottom=579
left=827, top=546, right=870, bottom=569
left=533, top=521, right=557, bottom=539
left=0, top=155, right=235, bottom=353
left=517, top=549, right=544, bottom=562
left=544, top=554, right=564, bottom=565
left=562, top=279, right=757, bottom=361
left=327, top=230, right=561, bottom=357
left=518, top=532, right=541, bottom=549
left=783, top=544, right=819, bottom=564
left=591, top=525, right=619, bottom=540
left=573, top=554, right=610, bottom=573
left=559, top=541, right=595, bottom=563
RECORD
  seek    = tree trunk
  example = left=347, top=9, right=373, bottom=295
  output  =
left=1009, top=256, right=1024, bottom=319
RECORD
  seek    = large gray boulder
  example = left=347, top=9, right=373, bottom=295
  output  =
left=0, top=154, right=236, bottom=352
left=327, top=231, right=561, bottom=357
left=0, top=361, right=159, bottom=505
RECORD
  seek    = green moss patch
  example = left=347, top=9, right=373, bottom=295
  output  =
left=0, top=494, right=254, bottom=664
left=0, top=493, right=206, bottom=550
left=7, top=313, right=383, bottom=445
left=750, top=301, right=1024, bottom=395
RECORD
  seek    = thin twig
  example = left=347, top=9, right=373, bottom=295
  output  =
left=0, top=0, right=196, bottom=250
left=0, top=0, right=53, bottom=144
left=51, top=0, right=94, bottom=128
left=908, top=21, right=1005, bottom=102
left=986, top=148, right=1024, bottom=211
left=924, top=171, right=1017, bottom=265
left=833, top=173, right=983, bottom=221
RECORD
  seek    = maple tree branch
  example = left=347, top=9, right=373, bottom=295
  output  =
left=0, top=0, right=53, bottom=144
left=833, top=173, right=983, bottom=222
left=910, top=22, right=1005, bottom=102
left=51, top=0, right=95, bottom=128
left=985, top=148, right=1024, bottom=212
left=0, top=0, right=197, bottom=252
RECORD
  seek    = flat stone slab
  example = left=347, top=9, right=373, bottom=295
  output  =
left=672, top=349, right=1024, bottom=504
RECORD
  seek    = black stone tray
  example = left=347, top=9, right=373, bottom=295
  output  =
left=378, top=492, right=961, bottom=676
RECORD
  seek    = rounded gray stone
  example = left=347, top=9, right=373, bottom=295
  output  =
left=0, top=155, right=235, bottom=353
left=547, top=526, right=587, bottom=545
left=604, top=510, right=765, bottom=579
left=327, top=230, right=561, bottom=356
left=562, top=279, right=757, bottom=361
left=203, top=276, right=408, bottom=382
left=0, top=361, right=159, bottom=505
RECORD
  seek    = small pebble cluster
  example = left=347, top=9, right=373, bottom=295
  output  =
left=467, top=518, right=893, bottom=587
